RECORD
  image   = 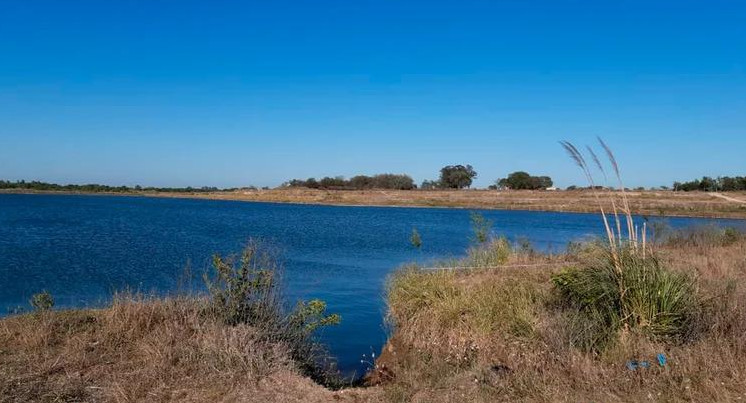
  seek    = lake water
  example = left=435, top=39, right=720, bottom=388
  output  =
left=1, top=194, right=744, bottom=376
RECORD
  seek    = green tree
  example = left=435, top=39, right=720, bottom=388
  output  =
left=498, top=171, right=553, bottom=190
left=439, top=165, right=477, bottom=189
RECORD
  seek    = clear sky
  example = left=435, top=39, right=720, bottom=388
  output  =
left=1, top=1, right=744, bottom=189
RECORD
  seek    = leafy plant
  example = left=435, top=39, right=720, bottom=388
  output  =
left=289, top=299, right=341, bottom=334
left=204, top=239, right=341, bottom=383
left=204, top=240, right=282, bottom=327
left=30, top=290, right=54, bottom=312
left=469, top=212, right=492, bottom=245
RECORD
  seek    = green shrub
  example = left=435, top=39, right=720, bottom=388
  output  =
left=552, top=248, right=698, bottom=351
left=205, top=242, right=281, bottom=327
left=30, top=290, right=54, bottom=312
left=204, top=240, right=340, bottom=383
left=469, top=212, right=492, bottom=244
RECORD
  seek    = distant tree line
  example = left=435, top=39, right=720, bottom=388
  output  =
left=495, top=171, right=553, bottom=190
left=286, top=165, right=479, bottom=191
left=673, top=176, right=746, bottom=192
left=0, top=180, right=244, bottom=193
left=284, top=174, right=416, bottom=190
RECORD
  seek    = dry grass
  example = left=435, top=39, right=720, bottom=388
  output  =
left=6, top=188, right=746, bottom=218
left=143, top=188, right=746, bottom=218
left=378, top=235, right=746, bottom=402
left=0, top=295, right=375, bottom=403
left=2, top=233, right=745, bottom=402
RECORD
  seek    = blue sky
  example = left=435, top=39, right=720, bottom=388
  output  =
left=1, top=1, right=744, bottom=188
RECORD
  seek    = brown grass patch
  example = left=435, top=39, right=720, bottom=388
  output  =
left=0, top=295, right=374, bottom=403
left=378, top=237, right=746, bottom=402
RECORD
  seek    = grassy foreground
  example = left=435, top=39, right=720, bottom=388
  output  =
left=2, top=227, right=745, bottom=402
left=0, top=297, right=353, bottom=402
left=374, top=228, right=746, bottom=402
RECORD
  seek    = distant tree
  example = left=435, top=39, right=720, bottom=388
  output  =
left=305, top=178, right=320, bottom=189
left=372, top=174, right=415, bottom=190
left=421, top=180, right=440, bottom=190
left=439, top=165, right=477, bottom=189
left=349, top=175, right=375, bottom=189
left=535, top=176, right=553, bottom=189
left=497, top=171, right=553, bottom=190
left=699, top=176, right=717, bottom=191
left=319, top=176, right=347, bottom=189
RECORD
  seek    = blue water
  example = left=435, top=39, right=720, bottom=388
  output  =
left=1, top=194, right=744, bottom=376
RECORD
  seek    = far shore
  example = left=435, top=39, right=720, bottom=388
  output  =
left=3, top=187, right=746, bottom=220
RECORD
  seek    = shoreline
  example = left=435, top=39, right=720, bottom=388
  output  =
left=2, top=188, right=746, bottom=220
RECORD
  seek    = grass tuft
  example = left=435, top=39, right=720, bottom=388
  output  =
left=552, top=247, right=699, bottom=351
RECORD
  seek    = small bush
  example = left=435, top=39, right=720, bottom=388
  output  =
left=552, top=248, right=699, bottom=351
left=204, top=239, right=340, bottom=383
left=30, top=291, right=54, bottom=312
left=469, top=212, right=492, bottom=244
left=204, top=240, right=282, bottom=327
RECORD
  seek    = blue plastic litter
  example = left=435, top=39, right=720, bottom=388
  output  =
left=627, top=355, right=666, bottom=371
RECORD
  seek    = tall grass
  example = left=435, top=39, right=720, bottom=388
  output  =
left=555, top=139, right=700, bottom=351
left=552, top=249, right=698, bottom=351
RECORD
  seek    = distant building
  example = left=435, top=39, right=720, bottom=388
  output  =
left=546, top=187, right=559, bottom=191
